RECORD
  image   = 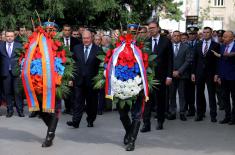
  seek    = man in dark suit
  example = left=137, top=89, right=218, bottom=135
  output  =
left=141, top=21, right=173, bottom=132
left=67, top=30, right=100, bottom=128
left=62, top=24, right=81, bottom=114
left=191, top=27, right=220, bottom=122
left=168, top=31, right=191, bottom=121
left=0, top=30, right=24, bottom=117
left=218, top=31, right=235, bottom=125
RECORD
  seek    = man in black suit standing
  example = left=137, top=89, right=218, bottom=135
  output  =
left=67, top=30, right=100, bottom=128
left=0, top=30, right=24, bottom=117
left=62, top=24, right=81, bottom=114
left=167, top=31, right=191, bottom=121
left=191, top=27, right=220, bottom=122
left=141, top=21, right=173, bottom=132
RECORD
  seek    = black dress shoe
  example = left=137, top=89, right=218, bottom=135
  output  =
left=87, top=122, right=94, bottom=127
left=97, top=111, right=103, bottom=115
left=29, top=111, right=38, bottom=118
left=180, top=114, right=187, bottom=121
left=219, top=118, right=230, bottom=124
left=62, top=109, right=71, bottom=115
left=211, top=117, right=217, bottom=123
left=67, top=121, right=79, bottom=128
left=167, top=114, right=176, bottom=120
left=6, top=113, right=13, bottom=118
left=124, top=134, right=130, bottom=145
left=140, top=124, right=150, bottom=133
left=156, top=123, right=163, bottom=130
left=187, top=112, right=195, bottom=117
left=18, top=112, right=25, bottom=117
left=228, top=121, right=235, bottom=125
left=194, top=116, right=203, bottom=121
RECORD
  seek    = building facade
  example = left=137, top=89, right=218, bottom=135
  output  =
left=159, top=0, right=235, bottom=32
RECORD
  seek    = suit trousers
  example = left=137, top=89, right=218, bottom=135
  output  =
left=184, top=79, right=195, bottom=113
left=72, top=85, right=98, bottom=124
left=196, top=76, right=217, bottom=118
left=221, top=80, right=235, bottom=120
left=142, top=80, right=167, bottom=124
left=169, top=78, right=186, bottom=115
left=64, top=86, right=75, bottom=112
left=2, top=71, right=23, bottom=113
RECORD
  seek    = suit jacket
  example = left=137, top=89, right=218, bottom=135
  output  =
left=173, top=42, right=191, bottom=79
left=219, top=43, right=235, bottom=80
left=192, top=40, right=220, bottom=81
left=149, top=36, right=173, bottom=81
left=62, top=36, right=81, bottom=52
left=0, top=41, right=22, bottom=77
left=73, top=44, right=101, bottom=87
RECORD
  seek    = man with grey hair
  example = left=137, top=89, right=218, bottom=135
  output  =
left=67, top=30, right=101, bottom=128
left=217, top=31, right=235, bottom=125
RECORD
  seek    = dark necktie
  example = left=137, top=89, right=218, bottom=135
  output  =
left=84, top=46, right=89, bottom=62
left=191, top=41, right=194, bottom=47
left=203, top=41, right=208, bottom=56
left=153, top=38, right=158, bottom=52
left=66, top=38, right=69, bottom=46
left=174, top=44, right=179, bottom=57
left=7, top=43, right=12, bottom=57
left=224, top=45, right=230, bottom=54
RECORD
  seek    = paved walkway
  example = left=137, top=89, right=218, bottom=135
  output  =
left=0, top=108, right=235, bottom=155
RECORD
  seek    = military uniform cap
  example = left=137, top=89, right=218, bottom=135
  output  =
left=187, top=26, right=199, bottom=34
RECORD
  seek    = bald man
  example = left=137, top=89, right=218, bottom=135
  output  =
left=218, top=31, right=235, bottom=125
left=67, top=30, right=101, bottom=128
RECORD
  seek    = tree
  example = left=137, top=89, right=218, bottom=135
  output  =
left=0, top=0, right=64, bottom=30
left=0, top=0, right=182, bottom=30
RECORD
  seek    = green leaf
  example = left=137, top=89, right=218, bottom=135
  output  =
left=119, top=100, right=126, bottom=109
left=97, top=54, right=105, bottom=61
left=148, top=54, right=157, bottom=62
left=147, top=67, right=153, bottom=74
left=126, top=100, right=132, bottom=108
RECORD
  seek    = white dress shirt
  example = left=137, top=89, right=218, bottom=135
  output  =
left=84, top=44, right=92, bottom=60
left=151, top=34, right=160, bottom=52
left=202, top=39, right=211, bottom=54
left=225, top=41, right=235, bottom=53
left=64, top=37, right=71, bottom=47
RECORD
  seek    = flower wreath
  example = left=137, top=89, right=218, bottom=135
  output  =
left=15, top=26, right=75, bottom=112
left=94, top=33, right=157, bottom=108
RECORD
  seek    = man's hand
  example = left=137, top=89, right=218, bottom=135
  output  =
left=68, top=81, right=73, bottom=87
left=214, top=75, right=219, bottom=83
left=217, top=78, right=221, bottom=85
left=191, top=74, right=195, bottom=82
left=165, top=78, right=172, bottom=86
left=211, top=50, right=221, bottom=58
left=173, top=71, right=180, bottom=78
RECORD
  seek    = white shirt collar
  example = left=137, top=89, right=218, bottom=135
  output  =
left=152, top=34, right=160, bottom=41
left=203, top=39, right=212, bottom=44
left=84, top=44, right=92, bottom=49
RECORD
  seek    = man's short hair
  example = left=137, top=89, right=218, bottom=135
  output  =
left=63, top=24, right=71, bottom=29
left=6, top=29, right=15, bottom=33
left=173, top=30, right=181, bottom=34
left=147, top=20, right=159, bottom=27
left=203, top=27, right=213, bottom=32
left=181, top=33, right=189, bottom=38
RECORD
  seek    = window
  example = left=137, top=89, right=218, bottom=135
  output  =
left=214, top=0, right=224, bottom=6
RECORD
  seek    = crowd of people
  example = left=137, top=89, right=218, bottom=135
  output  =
left=0, top=20, right=235, bottom=150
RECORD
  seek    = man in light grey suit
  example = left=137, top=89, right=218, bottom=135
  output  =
left=167, top=31, right=191, bottom=121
